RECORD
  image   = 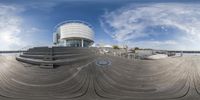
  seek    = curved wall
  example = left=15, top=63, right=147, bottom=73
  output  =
left=59, top=23, right=94, bottom=41
left=53, top=21, right=94, bottom=47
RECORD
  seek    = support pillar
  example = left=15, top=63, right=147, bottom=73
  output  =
left=81, top=39, right=84, bottom=47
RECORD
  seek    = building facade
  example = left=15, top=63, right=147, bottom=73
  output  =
left=53, top=20, right=94, bottom=47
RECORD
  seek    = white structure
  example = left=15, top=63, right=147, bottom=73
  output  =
left=53, top=20, right=94, bottom=47
left=135, top=49, right=154, bottom=57
left=146, top=54, right=168, bottom=60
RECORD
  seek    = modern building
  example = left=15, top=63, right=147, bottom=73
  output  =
left=53, top=20, right=94, bottom=47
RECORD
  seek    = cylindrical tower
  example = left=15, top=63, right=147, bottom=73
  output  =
left=53, top=20, right=94, bottom=47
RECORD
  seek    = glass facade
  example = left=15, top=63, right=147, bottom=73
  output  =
left=83, top=40, right=91, bottom=47
left=57, top=39, right=92, bottom=47
left=65, top=39, right=82, bottom=47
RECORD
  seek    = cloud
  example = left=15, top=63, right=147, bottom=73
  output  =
left=0, top=4, right=47, bottom=50
left=100, top=3, right=200, bottom=50
left=0, top=4, right=25, bottom=50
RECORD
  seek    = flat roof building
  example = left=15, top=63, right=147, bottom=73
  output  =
left=53, top=20, right=94, bottom=47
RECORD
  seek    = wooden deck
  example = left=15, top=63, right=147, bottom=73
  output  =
left=0, top=54, right=200, bottom=100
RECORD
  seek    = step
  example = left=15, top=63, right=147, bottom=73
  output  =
left=20, top=54, right=84, bottom=60
left=39, top=63, right=54, bottom=69
left=16, top=55, right=94, bottom=65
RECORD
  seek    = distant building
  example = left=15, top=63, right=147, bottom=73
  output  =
left=53, top=20, right=94, bottom=47
left=103, top=44, right=112, bottom=48
left=135, top=49, right=154, bottom=59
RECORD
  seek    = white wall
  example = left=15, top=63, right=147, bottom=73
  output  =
left=59, top=23, right=94, bottom=41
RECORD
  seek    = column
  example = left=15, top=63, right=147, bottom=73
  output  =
left=81, top=39, right=84, bottom=47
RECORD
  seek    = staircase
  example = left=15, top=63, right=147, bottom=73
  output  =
left=16, top=46, right=95, bottom=68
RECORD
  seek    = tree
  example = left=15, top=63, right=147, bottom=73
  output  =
left=134, top=47, right=140, bottom=50
left=112, top=45, right=120, bottom=49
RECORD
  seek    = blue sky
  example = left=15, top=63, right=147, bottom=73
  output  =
left=0, top=0, right=200, bottom=50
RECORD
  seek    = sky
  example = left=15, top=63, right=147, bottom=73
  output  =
left=0, top=0, right=200, bottom=50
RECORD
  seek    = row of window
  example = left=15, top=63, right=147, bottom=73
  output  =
left=57, top=39, right=92, bottom=47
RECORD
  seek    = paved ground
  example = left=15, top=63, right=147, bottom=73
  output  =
left=0, top=55, right=200, bottom=100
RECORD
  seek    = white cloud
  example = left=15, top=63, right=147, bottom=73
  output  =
left=0, top=4, right=48, bottom=50
left=0, top=4, right=25, bottom=50
left=100, top=3, right=200, bottom=50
